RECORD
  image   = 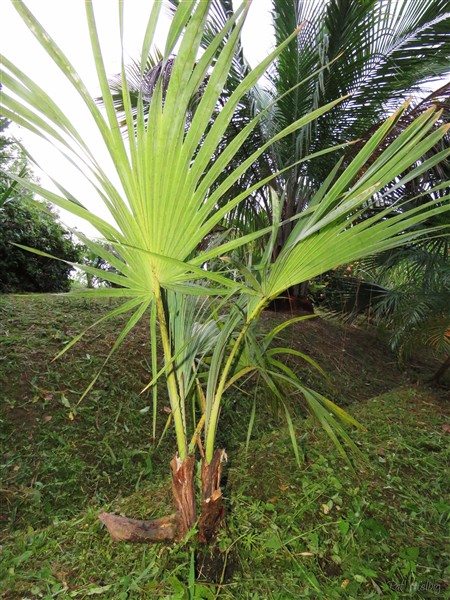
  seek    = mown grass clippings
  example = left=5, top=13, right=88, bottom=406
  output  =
left=1, top=296, right=448, bottom=598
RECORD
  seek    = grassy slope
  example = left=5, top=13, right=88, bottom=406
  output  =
left=0, top=296, right=448, bottom=599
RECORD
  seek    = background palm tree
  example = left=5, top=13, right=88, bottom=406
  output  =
left=333, top=237, right=450, bottom=382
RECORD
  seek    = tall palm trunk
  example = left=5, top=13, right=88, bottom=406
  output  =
left=272, top=186, right=313, bottom=306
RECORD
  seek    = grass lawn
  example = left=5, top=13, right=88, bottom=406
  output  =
left=0, top=295, right=448, bottom=599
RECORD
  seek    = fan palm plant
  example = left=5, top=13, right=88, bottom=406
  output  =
left=1, top=0, right=450, bottom=544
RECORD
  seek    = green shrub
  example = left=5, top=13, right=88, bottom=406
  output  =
left=0, top=197, right=80, bottom=293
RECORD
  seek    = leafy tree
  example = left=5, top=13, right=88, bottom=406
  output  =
left=0, top=198, right=81, bottom=293
left=1, top=0, right=449, bottom=546
left=0, top=120, right=80, bottom=293
left=0, top=117, right=14, bottom=161
left=0, top=117, right=26, bottom=208
left=76, top=240, right=122, bottom=288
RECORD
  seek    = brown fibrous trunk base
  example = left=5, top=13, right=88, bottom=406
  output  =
left=99, top=450, right=226, bottom=544
left=170, top=453, right=197, bottom=539
left=98, top=512, right=178, bottom=542
left=198, top=449, right=226, bottom=543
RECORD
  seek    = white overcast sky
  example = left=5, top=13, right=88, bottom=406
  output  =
left=1, top=0, right=273, bottom=237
